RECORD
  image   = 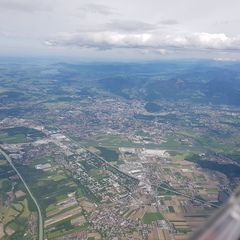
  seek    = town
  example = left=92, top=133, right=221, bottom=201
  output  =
left=0, top=61, right=240, bottom=239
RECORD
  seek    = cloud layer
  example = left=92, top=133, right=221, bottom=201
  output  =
left=1, top=0, right=240, bottom=58
left=46, top=31, right=240, bottom=53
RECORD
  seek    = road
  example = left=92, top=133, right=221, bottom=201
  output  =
left=56, top=127, right=139, bottom=182
left=157, top=184, right=219, bottom=208
left=0, top=149, right=44, bottom=240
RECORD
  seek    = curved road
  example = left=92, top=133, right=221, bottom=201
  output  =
left=0, top=149, right=44, bottom=240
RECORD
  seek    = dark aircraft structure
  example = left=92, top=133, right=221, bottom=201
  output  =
left=191, top=188, right=240, bottom=240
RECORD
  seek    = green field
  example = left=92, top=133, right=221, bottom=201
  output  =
left=0, top=127, right=45, bottom=144
left=0, top=159, right=36, bottom=239
left=96, top=146, right=119, bottom=162
left=143, top=212, right=164, bottom=224
left=168, top=206, right=175, bottom=213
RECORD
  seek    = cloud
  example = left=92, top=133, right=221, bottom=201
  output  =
left=158, top=19, right=179, bottom=25
left=214, top=57, right=238, bottom=61
left=0, top=0, right=52, bottom=12
left=139, top=48, right=169, bottom=55
left=45, top=32, right=153, bottom=50
left=46, top=31, right=240, bottom=53
left=78, top=3, right=116, bottom=15
left=105, top=20, right=158, bottom=32
left=0, top=30, right=16, bottom=37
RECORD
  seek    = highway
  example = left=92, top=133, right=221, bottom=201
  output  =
left=0, top=149, right=44, bottom=240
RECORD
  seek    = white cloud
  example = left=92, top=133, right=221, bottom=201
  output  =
left=214, top=57, right=238, bottom=61
left=139, top=48, right=169, bottom=55
left=46, top=31, right=240, bottom=52
left=1, top=0, right=240, bottom=58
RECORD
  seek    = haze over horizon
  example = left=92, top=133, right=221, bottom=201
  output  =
left=1, top=0, right=240, bottom=60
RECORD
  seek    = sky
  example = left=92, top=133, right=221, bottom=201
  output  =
left=0, top=0, right=240, bottom=60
